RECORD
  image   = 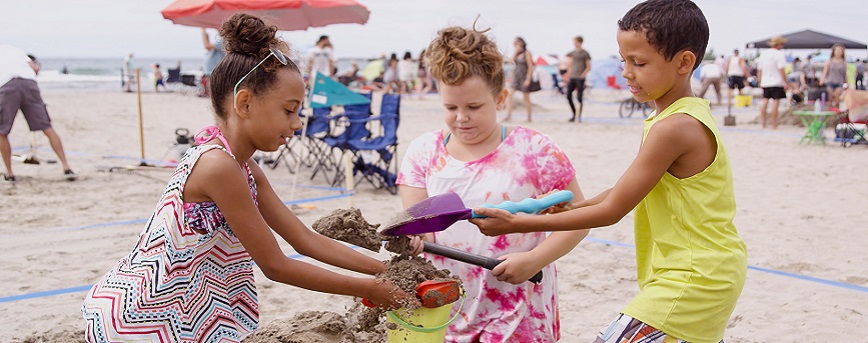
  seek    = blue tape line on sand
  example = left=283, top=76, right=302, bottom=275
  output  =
left=0, top=252, right=311, bottom=304
left=583, top=236, right=868, bottom=293
left=283, top=193, right=352, bottom=205
left=0, top=193, right=353, bottom=235
left=1, top=233, right=865, bottom=303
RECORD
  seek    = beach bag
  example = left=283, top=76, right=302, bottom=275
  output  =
left=525, top=68, right=542, bottom=92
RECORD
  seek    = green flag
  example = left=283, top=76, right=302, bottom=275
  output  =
left=309, top=72, right=371, bottom=109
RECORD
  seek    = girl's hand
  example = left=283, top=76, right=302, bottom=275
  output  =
left=491, top=252, right=543, bottom=285
left=367, top=279, right=419, bottom=310
left=408, top=233, right=432, bottom=255
left=469, top=208, right=520, bottom=236
left=523, top=79, right=531, bottom=88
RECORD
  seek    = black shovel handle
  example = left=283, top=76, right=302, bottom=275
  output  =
left=423, top=241, right=543, bottom=284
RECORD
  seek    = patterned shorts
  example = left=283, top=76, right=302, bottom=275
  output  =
left=593, top=314, right=723, bottom=343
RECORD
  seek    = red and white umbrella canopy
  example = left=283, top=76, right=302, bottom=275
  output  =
left=161, top=0, right=370, bottom=31
left=534, top=55, right=558, bottom=66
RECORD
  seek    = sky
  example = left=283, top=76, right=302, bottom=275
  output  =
left=2, top=0, right=866, bottom=61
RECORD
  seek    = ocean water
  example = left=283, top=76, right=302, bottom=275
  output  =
left=35, top=57, right=369, bottom=93
left=35, top=57, right=205, bottom=93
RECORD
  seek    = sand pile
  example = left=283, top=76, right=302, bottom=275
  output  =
left=308, top=208, right=461, bottom=333
left=242, top=307, right=385, bottom=343
left=312, top=207, right=383, bottom=252
left=12, top=325, right=84, bottom=343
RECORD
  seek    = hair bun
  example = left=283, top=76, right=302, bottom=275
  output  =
left=220, top=13, right=279, bottom=58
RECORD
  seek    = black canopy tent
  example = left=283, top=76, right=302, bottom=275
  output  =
left=746, top=29, right=867, bottom=49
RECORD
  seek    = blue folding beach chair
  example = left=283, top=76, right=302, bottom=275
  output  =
left=340, top=93, right=401, bottom=194
left=269, top=106, right=332, bottom=173
left=315, top=92, right=374, bottom=185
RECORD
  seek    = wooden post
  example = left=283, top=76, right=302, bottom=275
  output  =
left=343, top=153, right=354, bottom=207
left=136, top=68, right=146, bottom=163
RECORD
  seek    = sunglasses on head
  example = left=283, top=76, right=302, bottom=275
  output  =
left=233, top=46, right=289, bottom=111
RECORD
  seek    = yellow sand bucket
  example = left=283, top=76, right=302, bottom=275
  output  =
left=735, top=95, right=752, bottom=107
left=386, top=296, right=464, bottom=343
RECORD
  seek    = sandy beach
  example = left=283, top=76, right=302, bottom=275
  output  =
left=1, top=88, right=867, bottom=342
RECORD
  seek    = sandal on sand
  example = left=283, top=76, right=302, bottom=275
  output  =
left=64, top=169, right=77, bottom=181
left=2, top=174, right=15, bottom=182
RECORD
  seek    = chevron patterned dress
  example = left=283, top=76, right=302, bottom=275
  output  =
left=82, top=145, right=259, bottom=342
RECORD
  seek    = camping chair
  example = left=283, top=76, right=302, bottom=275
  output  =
left=550, top=72, right=564, bottom=95
left=269, top=106, right=332, bottom=173
left=165, top=67, right=182, bottom=92
left=314, top=92, right=374, bottom=185
left=180, top=74, right=200, bottom=95
left=834, top=90, right=868, bottom=147
left=338, top=93, right=401, bottom=194
left=606, top=75, right=622, bottom=96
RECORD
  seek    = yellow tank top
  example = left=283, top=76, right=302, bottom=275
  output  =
left=622, top=97, right=747, bottom=343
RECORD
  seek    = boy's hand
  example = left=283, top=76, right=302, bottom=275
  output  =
left=469, top=208, right=520, bottom=236
left=536, top=190, right=574, bottom=214
left=491, top=252, right=543, bottom=285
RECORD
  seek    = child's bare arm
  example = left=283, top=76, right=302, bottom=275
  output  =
left=191, top=155, right=412, bottom=308
left=250, top=162, right=385, bottom=276
left=473, top=114, right=702, bottom=235
left=490, top=179, right=588, bottom=284
left=572, top=188, right=611, bottom=209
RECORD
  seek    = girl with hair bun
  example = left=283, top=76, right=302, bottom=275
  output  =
left=82, top=13, right=414, bottom=342
left=398, top=23, right=587, bottom=342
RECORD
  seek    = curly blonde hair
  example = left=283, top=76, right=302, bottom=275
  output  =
left=425, top=26, right=504, bottom=95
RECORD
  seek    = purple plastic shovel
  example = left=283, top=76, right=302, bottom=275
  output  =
left=380, top=190, right=574, bottom=236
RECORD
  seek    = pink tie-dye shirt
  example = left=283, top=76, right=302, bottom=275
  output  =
left=397, top=126, right=576, bottom=343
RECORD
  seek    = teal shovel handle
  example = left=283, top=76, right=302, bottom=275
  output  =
left=471, top=190, right=574, bottom=218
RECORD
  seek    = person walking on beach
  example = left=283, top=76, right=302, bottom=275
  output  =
left=122, top=52, right=134, bottom=92
left=565, top=36, right=591, bottom=122
left=471, top=1, right=747, bottom=342
left=401, top=23, right=586, bottom=341
left=820, top=44, right=848, bottom=108
left=757, top=36, right=789, bottom=129
left=153, top=63, right=166, bottom=93
left=698, top=61, right=723, bottom=105
left=802, top=54, right=818, bottom=87
left=306, top=35, right=334, bottom=79
left=855, top=59, right=865, bottom=90
left=725, top=49, right=748, bottom=101
left=201, top=28, right=225, bottom=98
left=81, top=13, right=414, bottom=342
left=0, top=46, right=76, bottom=182
left=505, top=37, right=536, bottom=122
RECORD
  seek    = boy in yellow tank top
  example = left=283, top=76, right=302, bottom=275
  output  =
left=470, top=1, right=747, bottom=342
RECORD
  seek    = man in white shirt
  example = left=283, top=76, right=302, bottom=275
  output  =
left=698, top=62, right=724, bottom=105
left=725, top=49, right=748, bottom=99
left=0, top=45, right=76, bottom=182
left=306, top=35, right=334, bottom=78
left=757, top=36, right=789, bottom=129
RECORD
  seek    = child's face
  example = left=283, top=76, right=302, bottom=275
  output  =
left=439, top=76, right=506, bottom=145
left=617, top=29, right=689, bottom=104
left=244, top=69, right=305, bottom=152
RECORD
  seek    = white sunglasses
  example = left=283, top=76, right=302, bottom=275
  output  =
left=233, top=46, right=289, bottom=111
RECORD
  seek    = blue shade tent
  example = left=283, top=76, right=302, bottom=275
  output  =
left=309, top=72, right=371, bottom=108
left=587, top=57, right=627, bottom=89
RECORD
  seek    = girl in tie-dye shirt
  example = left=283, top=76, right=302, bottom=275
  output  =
left=396, top=24, right=587, bottom=343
